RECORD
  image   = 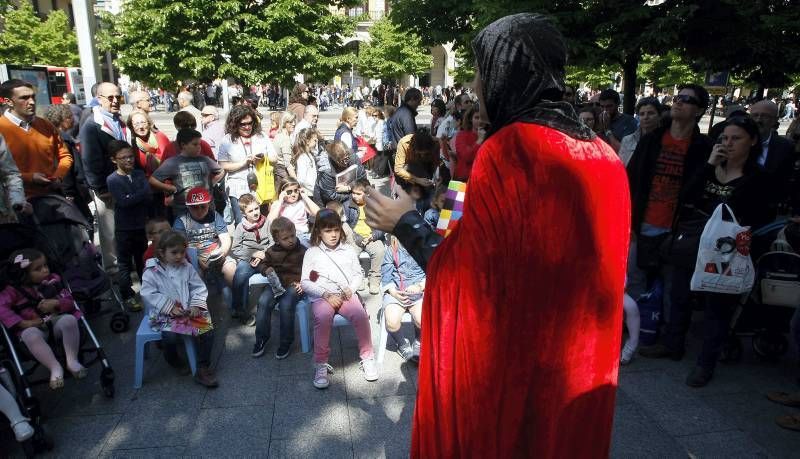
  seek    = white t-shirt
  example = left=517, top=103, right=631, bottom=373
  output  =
left=217, top=134, right=276, bottom=198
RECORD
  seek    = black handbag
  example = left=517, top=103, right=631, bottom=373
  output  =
left=659, top=217, right=708, bottom=268
left=636, top=233, right=669, bottom=270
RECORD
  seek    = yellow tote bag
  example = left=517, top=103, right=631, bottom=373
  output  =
left=254, top=157, right=276, bottom=204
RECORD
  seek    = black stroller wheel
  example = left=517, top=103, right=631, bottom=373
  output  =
left=753, top=331, right=789, bottom=361
left=720, top=335, right=743, bottom=363
left=110, top=313, right=129, bottom=333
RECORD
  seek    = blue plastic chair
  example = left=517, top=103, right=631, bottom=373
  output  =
left=133, top=316, right=198, bottom=389
left=248, top=274, right=312, bottom=353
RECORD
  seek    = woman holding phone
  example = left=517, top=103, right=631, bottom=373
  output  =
left=218, top=105, right=277, bottom=225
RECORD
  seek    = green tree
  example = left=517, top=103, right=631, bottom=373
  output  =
left=0, top=1, right=78, bottom=66
left=98, top=0, right=359, bottom=88
left=356, top=18, right=432, bottom=81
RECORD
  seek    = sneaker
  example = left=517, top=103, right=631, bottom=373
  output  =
left=275, top=344, right=291, bottom=360
left=620, top=340, right=637, bottom=365
left=11, top=418, right=34, bottom=442
left=685, top=366, right=713, bottom=388
left=245, top=315, right=256, bottom=327
left=412, top=339, right=421, bottom=358
left=125, top=297, right=143, bottom=312
left=252, top=339, right=268, bottom=358
left=369, top=277, right=381, bottom=295
left=313, top=363, right=333, bottom=389
left=361, top=358, right=379, bottom=381
left=194, top=366, right=219, bottom=388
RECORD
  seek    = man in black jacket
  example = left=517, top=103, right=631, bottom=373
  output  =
left=80, top=82, right=127, bottom=270
left=378, top=88, right=421, bottom=178
left=628, top=84, right=713, bottom=364
left=749, top=100, right=797, bottom=215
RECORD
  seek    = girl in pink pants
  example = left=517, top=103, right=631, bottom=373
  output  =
left=301, top=209, right=378, bottom=389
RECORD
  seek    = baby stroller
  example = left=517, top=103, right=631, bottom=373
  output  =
left=28, top=194, right=131, bottom=334
left=723, top=220, right=799, bottom=362
left=0, top=344, right=53, bottom=458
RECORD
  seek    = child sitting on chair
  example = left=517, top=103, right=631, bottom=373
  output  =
left=140, top=231, right=218, bottom=388
left=301, top=209, right=378, bottom=389
left=344, top=179, right=386, bottom=295
left=251, top=217, right=307, bottom=359
left=230, top=193, right=273, bottom=321
left=0, top=249, right=86, bottom=390
left=173, top=187, right=236, bottom=288
left=381, top=235, right=424, bottom=362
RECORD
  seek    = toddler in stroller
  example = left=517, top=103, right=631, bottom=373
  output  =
left=0, top=249, right=87, bottom=389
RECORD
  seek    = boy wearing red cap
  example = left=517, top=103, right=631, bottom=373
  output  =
left=173, top=186, right=236, bottom=286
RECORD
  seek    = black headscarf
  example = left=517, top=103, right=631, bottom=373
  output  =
left=472, top=13, right=594, bottom=141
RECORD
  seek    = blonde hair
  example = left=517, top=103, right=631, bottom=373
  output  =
left=280, top=111, right=296, bottom=131
left=340, top=107, right=357, bottom=123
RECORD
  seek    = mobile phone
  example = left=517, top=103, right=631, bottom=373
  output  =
left=715, top=135, right=727, bottom=169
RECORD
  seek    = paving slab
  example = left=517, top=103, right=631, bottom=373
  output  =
left=104, top=411, right=198, bottom=451
left=185, top=406, right=274, bottom=456
left=348, top=395, right=415, bottom=459
left=270, top=373, right=350, bottom=441
left=39, top=414, right=122, bottom=458
left=268, top=435, right=353, bottom=459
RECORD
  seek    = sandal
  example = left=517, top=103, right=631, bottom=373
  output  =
left=766, top=391, right=800, bottom=407
left=10, top=418, right=34, bottom=442
left=49, top=375, right=64, bottom=390
left=776, top=413, right=800, bottom=431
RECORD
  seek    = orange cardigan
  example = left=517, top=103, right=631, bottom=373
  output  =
left=0, top=116, right=72, bottom=197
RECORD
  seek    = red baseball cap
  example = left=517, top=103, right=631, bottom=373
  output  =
left=186, top=187, right=212, bottom=206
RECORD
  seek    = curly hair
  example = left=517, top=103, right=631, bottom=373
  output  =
left=225, top=105, right=262, bottom=141
left=43, top=104, right=73, bottom=129
left=126, top=109, right=154, bottom=134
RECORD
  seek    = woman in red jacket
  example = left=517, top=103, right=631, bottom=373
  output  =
left=451, top=106, right=484, bottom=181
left=366, top=13, right=630, bottom=458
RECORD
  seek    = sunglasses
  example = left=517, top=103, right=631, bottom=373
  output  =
left=285, top=188, right=299, bottom=195
left=673, top=94, right=701, bottom=106
left=100, top=94, right=123, bottom=101
left=239, top=121, right=254, bottom=127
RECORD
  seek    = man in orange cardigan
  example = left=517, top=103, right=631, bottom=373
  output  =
left=0, top=79, right=72, bottom=198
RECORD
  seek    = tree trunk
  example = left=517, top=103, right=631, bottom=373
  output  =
left=621, top=51, right=640, bottom=115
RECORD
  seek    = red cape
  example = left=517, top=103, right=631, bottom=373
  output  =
left=412, top=122, right=630, bottom=458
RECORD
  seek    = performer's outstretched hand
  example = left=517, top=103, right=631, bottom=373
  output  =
left=365, top=186, right=416, bottom=233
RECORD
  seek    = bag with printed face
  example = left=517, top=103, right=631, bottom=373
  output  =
left=690, top=204, right=755, bottom=294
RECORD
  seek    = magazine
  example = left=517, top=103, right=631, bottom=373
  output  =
left=150, top=308, right=214, bottom=336
left=336, top=164, right=359, bottom=187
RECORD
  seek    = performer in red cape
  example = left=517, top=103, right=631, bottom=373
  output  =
left=365, top=13, right=631, bottom=458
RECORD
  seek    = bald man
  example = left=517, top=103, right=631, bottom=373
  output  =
left=80, top=82, right=127, bottom=269
left=129, top=90, right=153, bottom=114
left=749, top=100, right=796, bottom=216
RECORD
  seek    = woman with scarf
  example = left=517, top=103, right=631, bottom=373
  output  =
left=127, top=109, right=170, bottom=217
left=365, top=14, right=630, bottom=457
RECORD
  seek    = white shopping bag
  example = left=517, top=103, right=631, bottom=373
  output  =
left=689, top=204, right=755, bottom=294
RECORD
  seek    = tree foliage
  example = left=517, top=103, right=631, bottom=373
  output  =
left=356, top=18, right=432, bottom=81
left=390, top=0, right=799, bottom=111
left=98, top=0, right=360, bottom=88
left=0, top=1, right=79, bottom=66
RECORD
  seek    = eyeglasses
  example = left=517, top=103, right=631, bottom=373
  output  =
left=285, top=189, right=299, bottom=195
left=116, top=156, right=135, bottom=162
left=131, top=122, right=149, bottom=128
left=100, top=94, right=123, bottom=101
left=239, top=121, right=254, bottom=127
left=673, top=94, right=701, bottom=106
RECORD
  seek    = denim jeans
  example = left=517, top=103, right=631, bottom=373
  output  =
left=161, top=330, right=215, bottom=367
left=229, top=196, right=243, bottom=226
left=232, top=261, right=259, bottom=313
left=255, top=286, right=301, bottom=347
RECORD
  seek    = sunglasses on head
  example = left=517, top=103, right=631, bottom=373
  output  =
left=673, top=94, right=701, bottom=106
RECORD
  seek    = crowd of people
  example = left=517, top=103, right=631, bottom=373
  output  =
left=0, top=75, right=474, bottom=406
left=1, top=50, right=800, bottom=444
